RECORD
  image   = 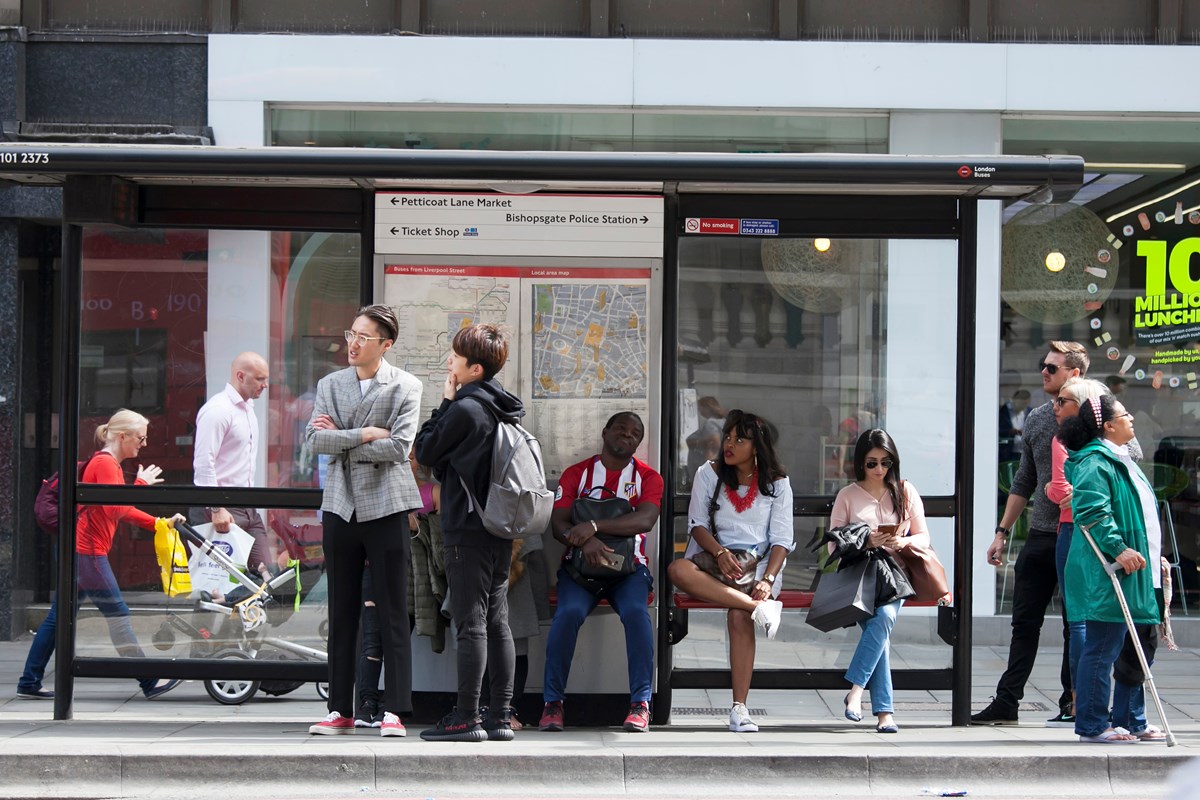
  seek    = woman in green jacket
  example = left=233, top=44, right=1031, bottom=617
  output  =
left=1061, top=394, right=1160, bottom=744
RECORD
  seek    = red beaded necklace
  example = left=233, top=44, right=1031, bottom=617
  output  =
left=726, top=471, right=759, bottom=513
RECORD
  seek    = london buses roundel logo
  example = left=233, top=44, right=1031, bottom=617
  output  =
left=957, top=165, right=972, bottom=178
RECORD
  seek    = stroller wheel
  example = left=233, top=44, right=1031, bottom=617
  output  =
left=316, top=682, right=329, bottom=701
left=204, top=651, right=260, bottom=705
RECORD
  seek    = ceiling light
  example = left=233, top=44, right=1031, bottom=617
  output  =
left=1105, top=177, right=1200, bottom=223
left=1045, top=251, right=1066, bottom=272
left=814, top=238, right=831, bottom=252
left=1084, top=162, right=1186, bottom=171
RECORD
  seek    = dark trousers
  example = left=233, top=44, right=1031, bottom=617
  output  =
left=445, top=541, right=514, bottom=715
left=356, top=567, right=383, bottom=708
left=996, top=529, right=1072, bottom=711
left=324, top=512, right=412, bottom=717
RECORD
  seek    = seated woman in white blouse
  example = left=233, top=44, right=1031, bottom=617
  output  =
left=667, top=410, right=795, bottom=733
left=831, top=428, right=948, bottom=734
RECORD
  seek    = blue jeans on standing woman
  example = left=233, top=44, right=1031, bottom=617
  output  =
left=1055, top=523, right=1087, bottom=689
left=845, top=599, right=902, bottom=714
left=1073, top=619, right=1127, bottom=737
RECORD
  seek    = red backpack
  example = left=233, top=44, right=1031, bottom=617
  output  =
left=34, top=455, right=96, bottom=535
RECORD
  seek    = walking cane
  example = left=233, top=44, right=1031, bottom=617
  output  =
left=1077, top=522, right=1176, bottom=747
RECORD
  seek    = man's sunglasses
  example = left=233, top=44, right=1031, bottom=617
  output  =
left=865, top=459, right=894, bottom=470
left=1039, top=361, right=1062, bottom=375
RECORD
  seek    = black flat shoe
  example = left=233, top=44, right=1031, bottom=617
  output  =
left=876, top=723, right=899, bottom=733
left=843, top=693, right=863, bottom=722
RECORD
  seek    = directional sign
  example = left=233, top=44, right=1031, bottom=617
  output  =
left=375, top=193, right=664, bottom=257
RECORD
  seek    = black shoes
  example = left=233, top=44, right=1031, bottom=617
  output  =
left=481, top=706, right=515, bottom=741
left=419, top=708, right=487, bottom=742
left=1045, top=708, right=1076, bottom=728
left=970, top=697, right=1019, bottom=726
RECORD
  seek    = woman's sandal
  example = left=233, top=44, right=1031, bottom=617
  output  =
left=1078, top=727, right=1139, bottom=744
left=1133, top=725, right=1166, bottom=742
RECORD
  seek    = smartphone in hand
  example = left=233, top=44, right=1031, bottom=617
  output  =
left=877, top=524, right=897, bottom=536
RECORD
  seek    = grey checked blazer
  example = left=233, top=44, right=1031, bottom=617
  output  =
left=305, top=360, right=423, bottom=523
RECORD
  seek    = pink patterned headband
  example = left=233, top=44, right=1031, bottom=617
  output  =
left=1087, top=397, right=1103, bottom=428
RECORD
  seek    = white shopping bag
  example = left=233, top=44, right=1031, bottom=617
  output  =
left=187, top=522, right=255, bottom=597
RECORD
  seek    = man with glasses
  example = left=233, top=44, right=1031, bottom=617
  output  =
left=973, top=341, right=1087, bottom=727
left=192, top=352, right=271, bottom=578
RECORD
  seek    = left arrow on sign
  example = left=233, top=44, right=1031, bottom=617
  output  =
left=390, top=197, right=399, bottom=205
left=390, top=227, right=399, bottom=235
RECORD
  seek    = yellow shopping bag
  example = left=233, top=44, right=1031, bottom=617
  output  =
left=154, top=518, right=192, bottom=597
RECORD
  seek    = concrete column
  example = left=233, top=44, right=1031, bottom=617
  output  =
left=0, top=220, right=18, bottom=637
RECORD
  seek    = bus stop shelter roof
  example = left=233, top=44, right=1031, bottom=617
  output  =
left=0, top=144, right=1084, bottom=203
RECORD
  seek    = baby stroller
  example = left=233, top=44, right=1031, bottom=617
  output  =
left=152, top=521, right=328, bottom=705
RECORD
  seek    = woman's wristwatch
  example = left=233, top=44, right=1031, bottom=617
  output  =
left=762, top=573, right=776, bottom=585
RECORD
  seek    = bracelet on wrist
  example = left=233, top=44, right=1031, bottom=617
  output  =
left=589, top=519, right=599, bottom=533
left=714, top=547, right=729, bottom=559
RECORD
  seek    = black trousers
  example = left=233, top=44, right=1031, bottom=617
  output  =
left=996, top=529, right=1073, bottom=711
left=324, top=511, right=412, bottom=716
left=445, top=541, right=514, bottom=715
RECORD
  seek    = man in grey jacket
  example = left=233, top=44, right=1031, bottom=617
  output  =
left=305, top=304, right=423, bottom=738
left=973, top=340, right=1086, bottom=727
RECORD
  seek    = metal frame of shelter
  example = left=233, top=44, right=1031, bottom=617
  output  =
left=0, top=144, right=1085, bottom=724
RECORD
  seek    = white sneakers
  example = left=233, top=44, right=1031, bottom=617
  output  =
left=752, top=599, right=783, bottom=641
left=729, top=702, right=759, bottom=733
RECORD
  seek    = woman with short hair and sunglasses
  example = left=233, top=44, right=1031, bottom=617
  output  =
left=668, top=409, right=794, bottom=733
left=832, top=429, right=948, bottom=733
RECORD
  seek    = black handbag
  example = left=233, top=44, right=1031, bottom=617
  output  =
left=806, top=558, right=876, bottom=632
left=564, top=487, right=637, bottom=591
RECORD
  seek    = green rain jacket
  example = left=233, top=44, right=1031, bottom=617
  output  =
left=1064, top=439, right=1159, bottom=625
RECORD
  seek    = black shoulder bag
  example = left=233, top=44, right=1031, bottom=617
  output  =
left=563, top=486, right=637, bottom=594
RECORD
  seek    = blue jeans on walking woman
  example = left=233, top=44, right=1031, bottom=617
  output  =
left=17, top=600, right=56, bottom=695
left=78, top=554, right=158, bottom=693
left=844, top=599, right=902, bottom=714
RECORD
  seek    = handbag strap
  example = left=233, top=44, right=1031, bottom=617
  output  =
left=706, top=463, right=722, bottom=541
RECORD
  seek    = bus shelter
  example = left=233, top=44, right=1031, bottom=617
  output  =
left=0, top=144, right=1084, bottom=724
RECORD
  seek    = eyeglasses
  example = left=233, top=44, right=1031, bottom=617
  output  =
left=864, top=459, right=894, bottom=470
left=1053, top=396, right=1078, bottom=407
left=345, top=330, right=388, bottom=347
left=1038, top=361, right=1061, bottom=375
left=124, top=433, right=148, bottom=445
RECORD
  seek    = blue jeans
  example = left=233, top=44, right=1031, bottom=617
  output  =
left=1073, top=620, right=1126, bottom=737
left=78, top=554, right=156, bottom=693
left=1055, top=523, right=1086, bottom=689
left=544, top=565, right=654, bottom=704
left=1111, top=623, right=1157, bottom=734
left=845, top=599, right=902, bottom=714
left=18, top=600, right=56, bottom=693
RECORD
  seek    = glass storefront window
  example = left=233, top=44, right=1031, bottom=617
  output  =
left=675, top=235, right=959, bottom=498
left=269, top=107, right=887, bottom=154
left=999, top=117, right=1200, bottom=614
left=78, top=227, right=360, bottom=490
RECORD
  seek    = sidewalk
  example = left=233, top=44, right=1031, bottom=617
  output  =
left=1, top=636, right=1198, bottom=799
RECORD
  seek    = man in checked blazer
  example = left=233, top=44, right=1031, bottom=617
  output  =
left=305, top=304, right=422, bottom=738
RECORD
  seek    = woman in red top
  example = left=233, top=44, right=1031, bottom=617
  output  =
left=77, top=408, right=185, bottom=699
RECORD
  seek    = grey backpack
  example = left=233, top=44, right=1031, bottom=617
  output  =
left=460, top=402, right=554, bottom=540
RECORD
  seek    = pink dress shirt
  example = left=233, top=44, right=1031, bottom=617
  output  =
left=193, top=383, right=258, bottom=487
left=1046, top=437, right=1073, bottom=524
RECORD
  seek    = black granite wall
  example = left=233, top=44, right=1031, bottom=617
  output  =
left=25, top=40, right=206, bottom=126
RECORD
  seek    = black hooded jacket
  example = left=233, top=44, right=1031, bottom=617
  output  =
left=413, top=378, right=525, bottom=546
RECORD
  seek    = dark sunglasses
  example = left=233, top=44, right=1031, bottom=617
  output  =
left=1038, top=361, right=1061, bottom=375
left=864, top=459, right=894, bottom=470
left=1053, top=396, right=1078, bottom=407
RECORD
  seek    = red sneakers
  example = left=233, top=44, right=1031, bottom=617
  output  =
left=379, top=712, right=406, bottom=737
left=539, top=700, right=564, bottom=732
left=623, top=701, right=650, bottom=733
left=309, top=711, right=355, bottom=735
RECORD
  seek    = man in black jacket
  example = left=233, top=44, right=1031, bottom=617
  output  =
left=414, top=323, right=523, bottom=742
